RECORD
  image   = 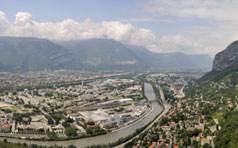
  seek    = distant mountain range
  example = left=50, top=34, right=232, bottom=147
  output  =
left=56, top=39, right=212, bottom=71
left=0, top=36, right=212, bottom=72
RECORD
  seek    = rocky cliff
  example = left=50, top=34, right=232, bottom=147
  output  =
left=213, top=41, right=238, bottom=71
left=200, top=41, right=238, bottom=82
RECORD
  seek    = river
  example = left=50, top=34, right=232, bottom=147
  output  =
left=0, top=83, right=163, bottom=148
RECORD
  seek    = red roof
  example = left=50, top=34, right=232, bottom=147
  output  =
left=149, top=142, right=157, bottom=148
left=174, top=145, right=179, bottom=148
left=1, top=124, right=11, bottom=129
left=202, top=138, right=211, bottom=142
left=87, top=123, right=99, bottom=128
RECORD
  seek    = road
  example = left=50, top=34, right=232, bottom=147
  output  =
left=115, top=84, right=171, bottom=148
left=40, top=106, right=56, bottom=125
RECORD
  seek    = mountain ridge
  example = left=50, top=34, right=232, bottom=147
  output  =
left=0, top=36, right=212, bottom=72
left=57, top=39, right=212, bottom=71
left=0, top=36, right=75, bottom=72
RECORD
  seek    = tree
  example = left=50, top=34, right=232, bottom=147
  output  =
left=68, top=145, right=76, bottom=148
left=203, top=143, right=212, bottom=148
left=65, top=127, right=77, bottom=137
left=46, top=131, right=56, bottom=138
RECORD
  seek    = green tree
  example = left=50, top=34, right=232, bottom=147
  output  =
left=68, top=145, right=76, bottom=148
left=65, top=127, right=77, bottom=137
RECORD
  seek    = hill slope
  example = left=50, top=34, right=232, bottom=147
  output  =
left=185, top=41, right=238, bottom=147
left=0, top=37, right=212, bottom=72
left=127, top=45, right=212, bottom=70
left=200, top=41, right=238, bottom=82
left=58, top=39, right=212, bottom=71
left=0, top=37, right=74, bottom=72
left=213, top=41, right=238, bottom=71
left=56, top=39, right=146, bottom=70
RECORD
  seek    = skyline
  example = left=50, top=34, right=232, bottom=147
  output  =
left=1, top=0, right=238, bottom=56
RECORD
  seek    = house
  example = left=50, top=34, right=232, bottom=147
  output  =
left=201, top=138, right=211, bottom=146
left=0, top=113, right=13, bottom=125
left=69, top=113, right=83, bottom=122
left=159, top=126, right=171, bottom=131
left=0, top=124, right=11, bottom=132
left=52, top=124, right=64, bottom=134
left=149, top=141, right=157, bottom=148
left=64, top=100, right=73, bottom=107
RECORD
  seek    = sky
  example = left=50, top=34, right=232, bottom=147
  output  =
left=1, top=0, right=238, bottom=57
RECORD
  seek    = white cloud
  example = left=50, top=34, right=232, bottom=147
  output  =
left=144, top=0, right=238, bottom=23
left=0, top=11, right=212, bottom=56
left=0, top=11, right=11, bottom=35
left=0, top=11, right=6, bottom=20
left=15, top=12, right=32, bottom=25
left=136, top=0, right=238, bottom=56
left=158, top=35, right=216, bottom=55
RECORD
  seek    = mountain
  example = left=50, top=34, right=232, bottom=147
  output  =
left=0, top=37, right=74, bottom=72
left=213, top=41, right=238, bottom=71
left=200, top=41, right=238, bottom=82
left=184, top=41, right=238, bottom=148
left=0, top=37, right=212, bottom=72
left=56, top=39, right=147, bottom=70
left=128, top=45, right=212, bottom=70
left=57, top=39, right=212, bottom=71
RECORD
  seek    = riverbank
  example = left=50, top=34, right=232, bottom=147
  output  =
left=112, top=104, right=153, bottom=133
left=114, top=83, right=170, bottom=148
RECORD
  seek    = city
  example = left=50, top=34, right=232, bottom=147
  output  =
left=1, top=1, right=238, bottom=148
left=0, top=71, right=201, bottom=148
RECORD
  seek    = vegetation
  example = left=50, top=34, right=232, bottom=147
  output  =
left=214, top=111, right=238, bottom=148
left=184, top=71, right=238, bottom=148
left=161, top=84, right=176, bottom=103
left=50, top=113, right=66, bottom=124
left=0, top=139, right=76, bottom=148
left=65, top=127, right=77, bottom=137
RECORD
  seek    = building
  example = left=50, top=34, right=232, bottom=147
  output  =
left=0, top=124, right=11, bottom=133
left=201, top=138, right=211, bottom=146
left=52, top=124, right=64, bottom=134
left=17, top=115, right=51, bottom=134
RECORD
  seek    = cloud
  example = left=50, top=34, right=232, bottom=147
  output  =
left=134, top=0, right=238, bottom=56
left=158, top=35, right=216, bottom=55
left=0, top=11, right=212, bottom=56
left=0, top=11, right=6, bottom=20
left=15, top=12, right=32, bottom=25
left=144, top=0, right=238, bottom=23
left=0, top=11, right=11, bottom=34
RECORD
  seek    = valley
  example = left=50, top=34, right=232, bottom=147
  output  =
left=1, top=1, right=238, bottom=148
